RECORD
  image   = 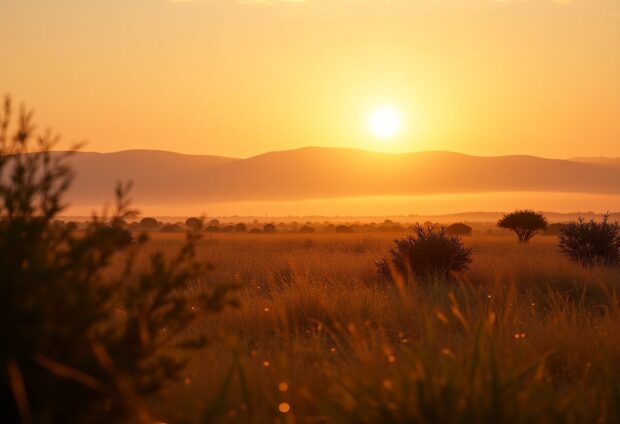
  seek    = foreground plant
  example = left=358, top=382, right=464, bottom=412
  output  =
left=0, top=97, right=237, bottom=423
left=559, top=214, right=620, bottom=267
left=378, top=225, right=473, bottom=281
left=317, top=304, right=620, bottom=424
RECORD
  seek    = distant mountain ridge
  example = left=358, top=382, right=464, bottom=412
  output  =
left=53, top=147, right=620, bottom=206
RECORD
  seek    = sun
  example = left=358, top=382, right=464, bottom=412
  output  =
left=368, top=106, right=402, bottom=140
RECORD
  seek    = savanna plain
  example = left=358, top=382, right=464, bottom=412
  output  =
left=115, top=231, right=620, bottom=423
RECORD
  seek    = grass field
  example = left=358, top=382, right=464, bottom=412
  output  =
left=114, top=232, right=620, bottom=423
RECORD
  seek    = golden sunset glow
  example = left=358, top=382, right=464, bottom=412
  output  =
left=1, top=0, right=618, bottom=158
left=369, top=106, right=402, bottom=140
left=3, top=1, right=620, bottom=421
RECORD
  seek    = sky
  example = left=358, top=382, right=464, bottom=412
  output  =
left=1, top=0, right=619, bottom=159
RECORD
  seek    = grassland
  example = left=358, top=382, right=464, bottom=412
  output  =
left=115, top=232, right=620, bottom=423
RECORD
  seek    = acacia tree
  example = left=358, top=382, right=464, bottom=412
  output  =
left=498, top=210, right=548, bottom=243
left=0, top=97, right=237, bottom=423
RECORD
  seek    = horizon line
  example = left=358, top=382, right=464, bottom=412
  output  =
left=48, top=145, right=620, bottom=162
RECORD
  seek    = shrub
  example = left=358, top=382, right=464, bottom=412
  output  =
left=446, top=222, right=472, bottom=236
left=299, top=225, right=316, bottom=234
left=0, top=97, right=237, bottom=422
left=263, top=223, right=276, bottom=233
left=498, top=210, right=548, bottom=243
left=139, top=217, right=159, bottom=231
left=559, top=215, right=620, bottom=267
left=65, top=221, right=79, bottom=231
left=97, top=223, right=134, bottom=248
left=221, top=225, right=235, bottom=233
left=160, top=223, right=184, bottom=232
left=185, top=217, right=204, bottom=231
left=235, top=223, right=247, bottom=233
left=378, top=225, right=473, bottom=280
left=335, top=224, right=354, bottom=234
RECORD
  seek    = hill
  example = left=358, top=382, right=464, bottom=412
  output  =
left=58, top=147, right=620, bottom=209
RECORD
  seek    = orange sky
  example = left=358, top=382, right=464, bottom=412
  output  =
left=1, top=0, right=619, bottom=159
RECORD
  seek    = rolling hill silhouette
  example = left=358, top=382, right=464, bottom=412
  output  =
left=58, top=147, right=620, bottom=207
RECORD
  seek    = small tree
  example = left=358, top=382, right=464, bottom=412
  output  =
left=498, top=210, right=548, bottom=243
left=185, top=217, right=204, bottom=231
left=335, top=225, right=354, bottom=234
left=139, top=217, right=159, bottom=231
left=559, top=215, right=620, bottom=267
left=299, top=225, right=315, bottom=234
left=234, top=223, right=247, bottom=233
left=446, top=223, right=472, bottom=236
left=263, top=223, right=276, bottom=233
left=160, top=223, right=184, bottom=232
left=378, top=225, right=473, bottom=281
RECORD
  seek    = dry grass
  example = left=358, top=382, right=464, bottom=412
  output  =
left=109, top=233, right=620, bottom=423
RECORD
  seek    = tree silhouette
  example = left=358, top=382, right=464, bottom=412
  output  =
left=335, top=225, right=354, bottom=234
left=498, top=210, right=548, bottom=243
left=185, top=217, right=204, bottom=231
left=139, top=217, right=159, bottom=231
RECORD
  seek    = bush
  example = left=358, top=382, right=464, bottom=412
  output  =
left=66, top=221, right=79, bottom=231
left=263, top=223, right=276, bottom=233
left=234, top=223, right=247, bottom=233
left=446, top=222, right=472, bottom=236
left=139, top=217, right=159, bottom=231
left=378, top=225, right=473, bottom=280
left=98, top=224, right=135, bottom=248
left=185, top=217, right=204, bottom=231
left=299, top=225, right=316, bottom=234
left=160, top=223, right=184, bottom=232
left=498, top=210, right=548, bottom=243
left=0, top=97, right=237, bottom=422
left=559, top=215, right=620, bottom=267
left=335, top=224, right=354, bottom=234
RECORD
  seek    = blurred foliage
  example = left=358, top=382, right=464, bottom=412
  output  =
left=316, top=303, right=620, bottom=424
left=0, top=96, right=237, bottom=423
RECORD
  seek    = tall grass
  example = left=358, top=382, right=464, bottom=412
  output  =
left=107, top=233, right=620, bottom=423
